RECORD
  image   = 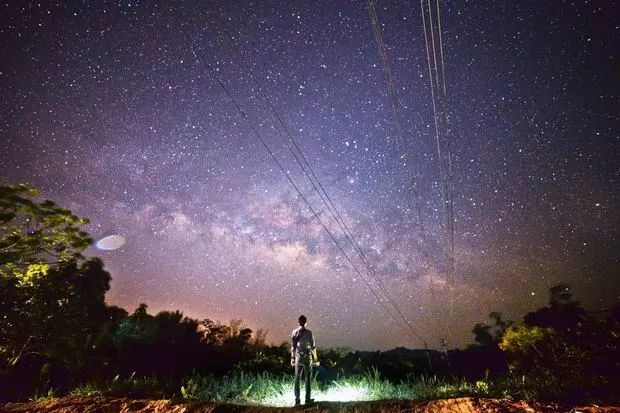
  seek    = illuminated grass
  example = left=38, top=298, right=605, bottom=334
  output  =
left=181, top=371, right=487, bottom=406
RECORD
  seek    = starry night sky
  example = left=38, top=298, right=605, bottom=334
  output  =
left=1, top=1, right=618, bottom=350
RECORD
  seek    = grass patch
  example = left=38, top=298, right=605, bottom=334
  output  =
left=66, top=371, right=561, bottom=406
left=28, top=388, right=56, bottom=403
left=69, top=374, right=171, bottom=399
left=181, top=370, right=492, bottom=406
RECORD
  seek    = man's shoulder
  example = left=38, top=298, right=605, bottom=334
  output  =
left=292, top=327, right=312, bottom=336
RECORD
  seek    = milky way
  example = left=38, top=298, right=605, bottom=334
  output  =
left=1, top=1, right=618, bottom=350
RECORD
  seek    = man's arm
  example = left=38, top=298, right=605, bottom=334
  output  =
left=310, top=332, right=319, bottom=365
left=290, top=332, right=297, bottom=366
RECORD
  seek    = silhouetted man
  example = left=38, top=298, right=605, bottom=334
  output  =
left=291, top=314, right=318, bottom=406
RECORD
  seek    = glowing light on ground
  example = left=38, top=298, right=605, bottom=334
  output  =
left=258, top=382, right=371, bottom=407
left=317, top=383, right=369, bottom=402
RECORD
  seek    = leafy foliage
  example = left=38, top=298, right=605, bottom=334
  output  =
left=499, top=285, right=620, bottom=401
left=0, top=185, right=115, bottom=400
left=0, top=184, right=91, bottom=275
left=113, top=305, right=206, bottom=378
left=0, top=259, right=116, bottom=399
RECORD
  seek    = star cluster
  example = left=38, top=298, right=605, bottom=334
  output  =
left=0, top=1, right=617, bottom=349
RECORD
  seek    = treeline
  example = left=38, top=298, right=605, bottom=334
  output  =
left=0, top=185, right=295, bottom=400
left=451, top=285, right=620, bottom=401
left=1, top=184, right=619, bottom=402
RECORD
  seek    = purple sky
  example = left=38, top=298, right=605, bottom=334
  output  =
left=1, top=1, right=618, bottom=349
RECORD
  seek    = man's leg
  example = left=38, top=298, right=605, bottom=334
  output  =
left=304, top=361, right=313, bottom=402
left=294, top=361, right=302, bottom=404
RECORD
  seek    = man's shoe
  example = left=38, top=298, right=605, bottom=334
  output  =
left=294, top=399, right=301, bottom=407
left=305, top=398, right=314, bottom=404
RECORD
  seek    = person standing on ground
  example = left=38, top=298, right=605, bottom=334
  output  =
left=291, top=315, right=319, bottom=406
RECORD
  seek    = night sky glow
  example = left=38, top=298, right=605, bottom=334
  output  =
left=1, top=1, right=618, bottom=350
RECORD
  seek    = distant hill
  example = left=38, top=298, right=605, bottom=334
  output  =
left=357, top=346, right=442, bottom=357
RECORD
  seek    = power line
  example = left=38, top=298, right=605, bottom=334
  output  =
left=433, top=0, right=455, bottom=287
left=366, top=0, right=433, bottom=264
left=364, top=0, right=451, bottom=345
left=420, top=0, right=449, bottom=235
left=214, top=18, right=426, bottom=345
left=209, top=13, right=426, bottom=344
left=423, top=0, right=455, bottom=284
left=435, top=0, right=447, bottom=95
left=167, top=8, right=426, bottom=344
left=434, top=0, right=457, bottom=337
left=367, top=0, right=434, bottom=255
left=419, top=0, right=457, bottom=341
left=367, top=0, right=456, bottom=347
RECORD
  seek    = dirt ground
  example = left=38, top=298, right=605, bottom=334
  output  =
left=1, top=397, right=619, bottom=413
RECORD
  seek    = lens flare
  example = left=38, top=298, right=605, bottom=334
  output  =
left=95, top=235, right=126, bottom=250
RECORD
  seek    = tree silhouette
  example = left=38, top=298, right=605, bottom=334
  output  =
left=0, top=185, right=113, bottom=399
left=0, top=258, right=112, bottom=399
left=524, top=283, right=586, bottom=331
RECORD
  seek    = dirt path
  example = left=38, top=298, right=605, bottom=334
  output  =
left=1, top=396, right=618, bottom=413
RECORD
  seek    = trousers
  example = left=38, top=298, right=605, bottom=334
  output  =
left=294, top=358, right=312, bottom=401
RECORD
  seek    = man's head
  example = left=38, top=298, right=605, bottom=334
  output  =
left=298, top=315, right=307, bottom=327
